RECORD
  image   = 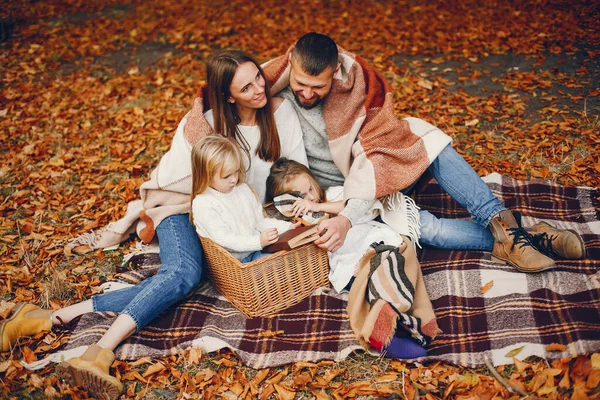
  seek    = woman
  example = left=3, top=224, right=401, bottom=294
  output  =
left=0, top=50, right=307, bottom=400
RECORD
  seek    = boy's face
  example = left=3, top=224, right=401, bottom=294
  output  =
left=288, top=58, right=335, bottom=110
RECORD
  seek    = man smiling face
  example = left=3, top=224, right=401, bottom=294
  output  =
left=288, top=57, right=336, bottom=110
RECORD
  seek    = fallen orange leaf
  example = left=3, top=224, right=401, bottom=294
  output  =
left=22, top=347, right=37, bottom=364
left=513, top=357, right=531, bottom=373
left=273, top=383, right=296, bottom=400
left=586, top=369, right=600, bottom=389
left=480, top=280, right=494, bottom=294
left=252, top=368, right=270, bottom=385
left=558, top=366, right=570, bottom=389
left=142, top=362, right=166, bottom=377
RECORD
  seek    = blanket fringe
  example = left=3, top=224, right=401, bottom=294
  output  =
left=121, top=240, right=160, bottom=266
left=67, top=230, right=99, bottom=248
left=21, top=346, right=87, bottom=371
left=382, top=192, right=422, bottom=248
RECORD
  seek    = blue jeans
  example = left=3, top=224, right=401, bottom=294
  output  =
left=93, top=213, right=204, bottom=331
left=241, top=251, right=270, bottom=263
left=414, top=145, right=504, bottom=251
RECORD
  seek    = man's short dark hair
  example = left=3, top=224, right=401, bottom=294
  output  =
left=291, top=32, right=338, bottom=76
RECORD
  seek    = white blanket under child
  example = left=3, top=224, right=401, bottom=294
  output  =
left=324, top=187, right=404, bottom=293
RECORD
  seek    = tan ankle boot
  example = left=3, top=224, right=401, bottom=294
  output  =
left=0, top=303, right=53, bottom=352
left=489, top=210, right=555, bottom=273
left=56, top=344, right=123, bottom=400
left=526, top=221, right=586, bottom=260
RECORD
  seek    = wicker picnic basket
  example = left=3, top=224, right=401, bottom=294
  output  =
left=200, top=237, right=330, bottom=318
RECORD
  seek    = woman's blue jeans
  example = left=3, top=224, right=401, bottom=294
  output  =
left=93, top=213, right=204, bottom=331
left=415, top=145, right=504, bottom=251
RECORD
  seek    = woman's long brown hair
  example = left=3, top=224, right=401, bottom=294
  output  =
left=206, top=50, right=281, bottom=164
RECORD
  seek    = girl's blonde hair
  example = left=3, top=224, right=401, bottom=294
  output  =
left=265, top=158, right=325, bottom=203
left=190, top=135, right=246, bottom=222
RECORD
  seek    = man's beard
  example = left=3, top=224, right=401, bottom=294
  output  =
left=293, top=91, right=321, bottom=110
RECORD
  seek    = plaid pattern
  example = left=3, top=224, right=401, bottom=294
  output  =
left=52, top=174, right=599, bottom=368
left=416, top=173, right=599, bottom=366
left=61, top=267, right=360, bottom=369
left=263, top=46, right=453, bottom=199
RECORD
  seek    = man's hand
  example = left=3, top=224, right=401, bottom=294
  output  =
left=314, top=215, right=351, bottom=252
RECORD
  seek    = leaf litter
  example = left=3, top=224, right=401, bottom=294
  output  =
left=1, top=0, right=599, bottom=398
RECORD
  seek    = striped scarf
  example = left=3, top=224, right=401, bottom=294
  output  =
left=347, top=241, right=440, bottom=351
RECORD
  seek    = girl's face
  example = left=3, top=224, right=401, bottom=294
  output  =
left=287, top=174, right=319, bottom=202
left=210, top=161, right=240, bottom=194
left=228, top=62, right=267, bottom=110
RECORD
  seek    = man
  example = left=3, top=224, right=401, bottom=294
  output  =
left=263, top=32, right=585, bottom=272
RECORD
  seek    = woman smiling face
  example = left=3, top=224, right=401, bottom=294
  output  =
left=228, top=61, right=267, bottom=110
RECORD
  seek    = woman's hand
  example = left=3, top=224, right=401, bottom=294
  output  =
left=292, top=198, right=320, bottom=217
left=260, top=228, right=279, bottom=247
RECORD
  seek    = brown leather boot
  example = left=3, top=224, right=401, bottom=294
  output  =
left=489, top=210, right=555, bottom=273
left=0, top=303, right=53, bottom=352
left=526, top=221, right=586, bottom=259
left=56, top=344, right=123, bottom=400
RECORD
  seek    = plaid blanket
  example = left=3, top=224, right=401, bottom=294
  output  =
left=417, top=173, right=599, bottom=366
left=25, top=174, right=599, bottom=370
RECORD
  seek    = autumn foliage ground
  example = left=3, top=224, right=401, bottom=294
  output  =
left=0, top=0, right=599, bottom=399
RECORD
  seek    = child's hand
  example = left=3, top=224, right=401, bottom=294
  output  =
left=260, top=228, right=279, bottom=247
left=292, top=198, right=320, bottom=217
left=289, top=221, right=302, bottom=230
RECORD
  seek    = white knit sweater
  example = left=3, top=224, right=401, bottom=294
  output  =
left=204, top=99, right=308, bottom=202
left=192, top=183, right=291, bottom=261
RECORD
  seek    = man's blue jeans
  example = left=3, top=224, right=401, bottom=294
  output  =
left=415, top=145, right=504, bottom=251
left=93, top=213, right=204, bottom=331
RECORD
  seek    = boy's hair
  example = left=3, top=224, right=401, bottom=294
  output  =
left=190, top=135, right=246, bottom=222
left=265, top=158, right=325, bottom=203
left=207, top=50, right=281, bottom=162
left=291, top=32, right=338, bottom=76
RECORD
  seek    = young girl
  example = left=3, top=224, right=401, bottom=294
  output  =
left=265, top=158, right=401, bottom=291
left=266, top=158, right=432, bottom=359
left=191, top=136, right=296, bottom=262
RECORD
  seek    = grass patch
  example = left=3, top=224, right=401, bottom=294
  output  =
left=40, top=270, right=75, bottom=308
left=95, top=254, right=120, bottom=278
